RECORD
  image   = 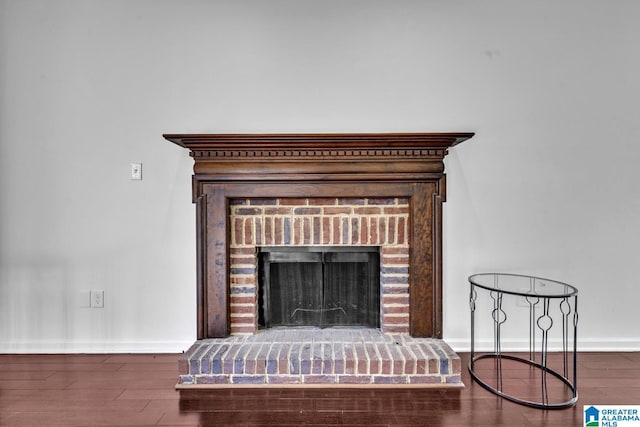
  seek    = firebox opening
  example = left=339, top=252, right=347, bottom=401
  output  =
left=258, top=246, right=380, bottom=329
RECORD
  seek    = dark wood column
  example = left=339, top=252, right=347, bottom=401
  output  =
left=165, top=133, right=473, bottom=339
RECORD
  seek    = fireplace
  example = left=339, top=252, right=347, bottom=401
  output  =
left=165, top=132, right=473, bottom=339
left=165, top=132, right=473, bottom=386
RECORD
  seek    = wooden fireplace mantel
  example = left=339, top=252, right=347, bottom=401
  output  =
left=165, top=132, right=474, bottom=339
left=164, top=133, right=473, bottom=179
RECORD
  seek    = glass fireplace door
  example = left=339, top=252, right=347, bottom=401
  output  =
left=258, top=247, right=380, bottom=329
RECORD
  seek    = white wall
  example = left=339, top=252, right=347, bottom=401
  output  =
left=1, top=0, right=638, bottom=353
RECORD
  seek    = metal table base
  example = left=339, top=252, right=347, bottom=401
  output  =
left=468, top=273, right=578, bottom=409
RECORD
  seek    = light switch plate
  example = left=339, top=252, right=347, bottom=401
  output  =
left=91, top=290, right=104, bottom=308
left=131, top=163, right=142, bottom=180
left=79, top=290, right=91, bottom=308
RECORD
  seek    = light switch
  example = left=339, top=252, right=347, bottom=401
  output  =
left=131, top=163, right=142, bottom=180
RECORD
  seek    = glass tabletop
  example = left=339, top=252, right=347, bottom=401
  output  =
left=468, top=273, right=578, bottom=298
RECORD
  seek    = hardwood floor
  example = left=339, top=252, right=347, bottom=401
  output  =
left=0, top=352, right=638, bottom=426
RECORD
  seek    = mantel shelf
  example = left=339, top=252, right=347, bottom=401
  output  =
left=164, top=132, right=474, bottom=178
left=164, top=132, right=474, bottom=149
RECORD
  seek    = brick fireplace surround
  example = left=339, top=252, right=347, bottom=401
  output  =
left=165, top=133, right=473, bottom=387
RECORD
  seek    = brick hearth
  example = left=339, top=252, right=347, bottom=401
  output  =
left=178, top=328, right=462, bottom=387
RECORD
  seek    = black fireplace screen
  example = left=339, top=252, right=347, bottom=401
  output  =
left=258, top=247, right=380, bottom=329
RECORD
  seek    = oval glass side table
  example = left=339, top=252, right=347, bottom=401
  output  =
left=468, top=273, right=578, bottom=409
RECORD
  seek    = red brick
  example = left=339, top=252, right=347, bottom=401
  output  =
left=264, top=217, right=272, bottom=245
left=243, top=359, right=256, bottom=375
left=230, top=247, right=256, bottom=255
left=230, top=276, right=256, bottom=285
left=249, top=199, right=276, bottom=206
left=264, top=207, right=292, bottom=215
left=338, top=198, right=365, bottom=205
left=322, top=358, right=333, bottom=375
left=378, top=221, right=387, bottom=244
left=234, top=207, right=262, bottom=215
left=354, top=344, right=367, bottom=374
left=322, top=217, right=331, bottom=244
left=382, top=305, right=409, bottom=314
left=233, top=218, right=243, bottom=245
left=381, top=255, right=410, bottom=264
left=401, top=353, right=416, bottom=374
left=382, top=295, right=410, bottom=306
left=230, top=323, right=256, bottom=333
left=343, top=345, right=355, bottom=374
left=230, top=295, right=255, bottom=305
left=369, top=218, right=378, bottom=243
left=303, top=217, right=311, bottom=244
left=382, top=325, right=410, bottom=334
left=303, top=375, right=336, bottom=384
left=416, top=359, right=427, bottom=374
left=278, top=343, right=291, bottom=374
left=311, top=343, right=323, bottom=374
left=381, top=246, right=409, bottom=255
left=365, top=197, right=394, bottom=205
left=313, top=217, right=321, bottom=244
left=451, top=357, right=461, bottom=374
left=373, top=375, right=407, bottom=384
left=380, top=359, right=391, bottom=375
left=230, top=304, right=255, bottom=314
left=274, top=216, right=283, bottom=245
left=397, top=217, right=406, bottom=244
left=324, top=207, right=351, bottom=215
left=368, top=358, right=380, bottom=375
left=243, top=218, right=252, bottom=245
left=381, top=285, right=409, bottom=294
left=351, top=218, right=359, bottom=244
left=360, top=217, right=369, bottom=245
left=353, top=207, right=381, bottom=215
left=387, top=217, right=396, bottom=244
left=341, top=218, right=349, bottom=244
left=230, top=256, right=255, bottom=266
left=332, top=217, right=341, bottom=244
left=293, top=217, right=302, bottom=246
left=383, top=206, right=409, bottom=215
left=383, top=315, right=409, bottom=325
left=294, top=207, right=322, bottom=215
left=308, top=198, right=337, bottom=206
left=196, top=375, right=231, bottom=384
left=267, top=375, right=301, bottom=384
left=278, top=198, right=308, bottom=205
left=338, top=375, right=372, bottom=384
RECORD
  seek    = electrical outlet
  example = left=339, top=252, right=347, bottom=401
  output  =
left=131, top=162, right=142, bottom=180
left=91, top=290, right=104, bottom=308
left=79, top=290, right=91, bottom=308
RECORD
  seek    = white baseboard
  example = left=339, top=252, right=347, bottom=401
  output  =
left=445, top=338, right=640, bottom=353
left=0, top=340, right=194, bottom=354
left=2, top=338, right=639, bottom=354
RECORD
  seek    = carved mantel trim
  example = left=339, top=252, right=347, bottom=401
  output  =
left=164, top=133, right=473, bottom=178
left=165, top=132, right=474, bottom=340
